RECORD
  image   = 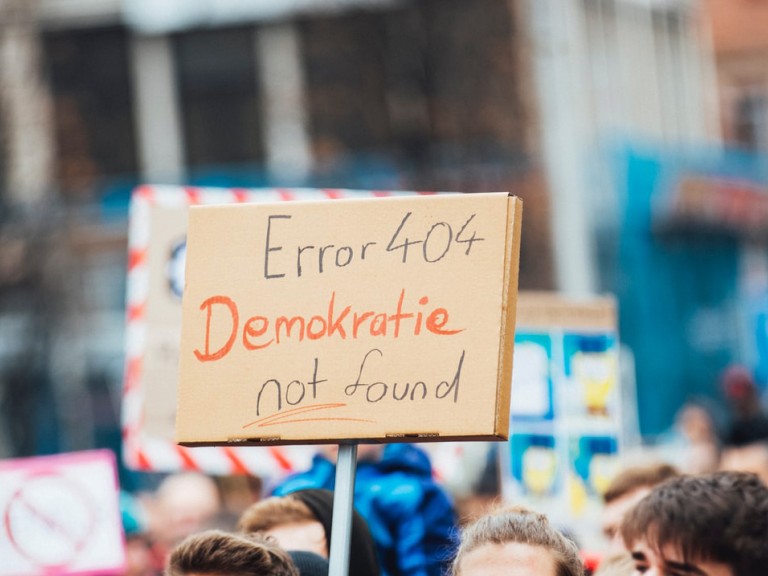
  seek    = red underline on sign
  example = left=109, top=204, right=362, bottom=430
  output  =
left=242, top=403, right=376, bottom=429
left=256, top=417, right=376, bottom=428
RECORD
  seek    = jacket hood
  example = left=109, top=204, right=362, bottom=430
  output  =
left=376, top=443, right=433, bottom=478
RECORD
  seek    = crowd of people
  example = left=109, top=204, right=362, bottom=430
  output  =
left=123, top=442, right=457, bottom=576
left=112, top=364, right=768, bottom=576
left=121, top=439, right=768, bottom=576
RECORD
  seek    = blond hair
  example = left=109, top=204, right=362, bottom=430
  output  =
left=238, top=494, right=316, bottom=533
left=452, top=506, right=583, bottom=576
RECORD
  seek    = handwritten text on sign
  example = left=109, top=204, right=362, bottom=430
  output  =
left=177, top=193, right=521, bottom=444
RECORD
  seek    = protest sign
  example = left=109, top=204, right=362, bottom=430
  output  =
left=503, top=292, right=622, bottom=547
left=0, top=450, right=125, bottom=576
left=177, top=192, right=522, bottom=445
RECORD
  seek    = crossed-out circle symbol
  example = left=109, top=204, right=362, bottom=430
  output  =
left=4, top=470, right=97, bottom=570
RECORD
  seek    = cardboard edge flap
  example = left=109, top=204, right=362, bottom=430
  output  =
left=385, top=432, right=441, bottom=439
left=494, top=196, right=523, bottom=440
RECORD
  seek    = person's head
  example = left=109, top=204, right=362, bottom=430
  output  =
left=238, top=494, right=327, bottom=558
left=601, top=463, right=678, bottom=552
left=238, top=489, right=380, bottom=576
left=166, top=530, right=298, bottom=576
left=152, top=472, right=221, bottom=548
left=719, top=442, right=768, bottom=486
left=621, top=471, right=768, bottom=576
left=721, top=365, right=759, bottom=416
left=676, top=403, right=718, bottom=444
left=451, top=505, right=583, bottom=576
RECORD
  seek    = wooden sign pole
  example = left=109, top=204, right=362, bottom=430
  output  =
left=328, top=443, right=358, bottom=576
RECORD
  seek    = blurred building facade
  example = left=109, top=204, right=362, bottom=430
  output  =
left=527, top=0, right=742, bottom=444
left=0, top=0, right=723, bottom=459
left=529, top=0, right=719, bottom=298
left=602, top=0, right=768, bottom=437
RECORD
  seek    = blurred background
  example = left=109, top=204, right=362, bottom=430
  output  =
left=0, top=0, right=767, bottom=490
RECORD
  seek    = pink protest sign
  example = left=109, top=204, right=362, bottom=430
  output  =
left=0, top=450, right=125, bottom=576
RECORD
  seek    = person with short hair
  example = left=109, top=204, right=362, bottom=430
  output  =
left=451, top=505, right=583, bottom=576
left=238, top=489, right=380, bottom=576
left=621, top=471, right=768, bottom=576
left=166, top=530, right=298, bottom=576
left=150, top=472, right=222, bottom=560
left=601, top=462, right=678, bottom=551
left=722, top=365, right=768, bottom=447
left=239, top=493, right=328, bottom=559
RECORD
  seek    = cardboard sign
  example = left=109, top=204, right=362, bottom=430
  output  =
left=0, top=450, right=125, bottom=576
left=177, top=192, right=522, bottom=445
left=503, top=292, right=624, bottom=550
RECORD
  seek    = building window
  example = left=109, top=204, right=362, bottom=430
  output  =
left=43, top=27, right=138, bottom=201
left=0, top=108, right=5, bottom=205
left=297, top=0, right=525, bottom=174
left=174, top=27, right=263, bottom=172
left=733, top=90, right=768, bottom=151
left=298, top=12, right=392, bottom=156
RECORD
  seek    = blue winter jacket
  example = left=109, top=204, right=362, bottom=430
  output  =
left=273, top=443, right=457, bottom=576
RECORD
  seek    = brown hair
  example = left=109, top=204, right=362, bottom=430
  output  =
left=621, top=472, right=768, bottom=576
left=166, top=530, right=298, bottom=576
left=452, top=506, right=583, bottom=576
left=238, top=495, right=317, bottom=533
left=603, top=463, right=678, bottom=504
